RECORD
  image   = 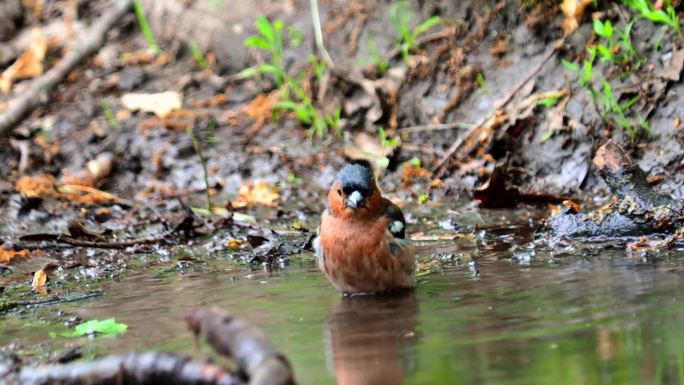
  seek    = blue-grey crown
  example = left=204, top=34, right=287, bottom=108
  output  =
left=338, top=163, right=374, bottom=196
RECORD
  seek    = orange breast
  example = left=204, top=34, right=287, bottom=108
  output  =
left=318, top=212, right=415, bottom=294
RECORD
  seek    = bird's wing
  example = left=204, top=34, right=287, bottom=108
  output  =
left=381, top=198, right=406, bottom=239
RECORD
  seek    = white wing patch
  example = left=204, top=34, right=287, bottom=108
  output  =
left=313, top=226, right=323, bottom=262
left=389, top=220, right=404, bottom=235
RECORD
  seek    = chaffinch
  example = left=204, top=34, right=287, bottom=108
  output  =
left=314, top=163, right=415, bottom=295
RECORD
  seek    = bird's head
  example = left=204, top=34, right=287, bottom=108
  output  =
left=328, top=163, right=382, bottom=219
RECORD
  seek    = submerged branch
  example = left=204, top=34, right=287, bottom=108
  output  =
left=0, top=351, right=240, bottom=385
left=186, top=307, right=297, bottom=385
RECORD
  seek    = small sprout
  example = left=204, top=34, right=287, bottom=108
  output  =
left=287, top=26, right=304, bottom=47
left=287, top=172, right=303, bottom=185
left=378, top=126, right=399, bottom=150
left=390, top=2, right=441, bottom=64
left=540, top=129, right=555, bottom=143
left=132, top=0, right=161, bottom=55
left=623, top=0, right=681, bottom=36
left=408, top=157, right=422, bottom=168
left=310, top=55, right=326, bottom=81
left=101, top=101, right=120, bottom=129
left=418, top=193, right=429, bottom=204
left=475, top=73, right=491, bottom=93
left=561, top=59, right=580, bottom=72
left=189, top=42, right=209, bottom=70
left=187, top=127, right=213, bottom=211
left=366, top=33, right=389, bottom=73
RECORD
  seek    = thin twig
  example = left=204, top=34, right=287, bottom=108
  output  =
left=384, top=28, right=455, bottom=61
left=0, top=0, right=134, bottom=136
left=310, top=0, right=334, bottom=66
left=399, top=121, right=475, bottom=135
left=433, top=38, right=565, bottom=177
left=495, top=38, right=565, bottom=110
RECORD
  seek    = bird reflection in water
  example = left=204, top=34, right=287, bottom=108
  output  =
left=325, top=291, right=420, bottom=385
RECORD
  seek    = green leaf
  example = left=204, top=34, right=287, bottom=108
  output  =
left=619, top=94, right=639, bottom=110
left=238, top=66, right=259, bottom=78
left=540, top=129, right=555, bottom=143
left=596, top=44, right=614, bottom=62
left=604, top=20, right=613, bottom=38
left=593, top=19, right=606, bottom=37
left=418, top=193, right=429, bottom=204
left=408, top=157, right=421, bottom=167
left=413, top=16, right=442, bottom=38
left=276, top=101, right=312, bottom=124
left=256, top=16, right=275, bottom=43
left=287, top=26, right=304, bottom=47
left=536, top=96, right=560, bottom=108
left=244, top=36, right=271, bottom=50
left=561, top=59, right=580, bottom=72
left=55, top=318, right=128, bottom=338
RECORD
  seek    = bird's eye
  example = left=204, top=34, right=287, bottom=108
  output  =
left=337, top=189, right=342, bottom=196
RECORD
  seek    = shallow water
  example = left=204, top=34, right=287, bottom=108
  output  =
left=4, top=206, right=684, bottom=385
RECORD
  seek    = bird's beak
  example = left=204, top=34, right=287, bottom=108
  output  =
left=345, top=190, right=364, bottom=209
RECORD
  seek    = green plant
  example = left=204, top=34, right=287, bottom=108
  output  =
left=189, top=42, right=208, bottom=70
left=243, top=17, right=342, bottom=140
left=242, top=16, right=286, bottom=86
left=366, top=33, right=389, bottom=73
left=390, top=1, right=442, bottom=64
left=475, top=72, right=491, bottom=93
left=536, top=94, right=562, bottom=108
left=187, top=127, right=213, bottom=211
left=563, top=50, right=649, bottom=140
left=101, top=101, right=120, bottom=129
left=418, top=193, right=429, bottom=204
left=623, top=0, right=681, bottom=36
left=132, top=0, right=161, bottom=55
left=310, top=55, right=326, bottom=82
left=592, top=19, right=639, bottom=65
left=375, top=126, right=400, bottom=169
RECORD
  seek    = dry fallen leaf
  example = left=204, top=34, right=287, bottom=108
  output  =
left=31, top=268, right=47, bottom=291
left=560, top=0, right=593, bottom=36
left=58, top=184, right=124, bottom=205
left=0, top=247, right=30, bottom=264
left=122, top=91, right=183, bottom=118
left=15, top=174, right=60, bottom=198
left=0, top=28, right=48, bottom=93
left=232, top=180, right=280, bottom=208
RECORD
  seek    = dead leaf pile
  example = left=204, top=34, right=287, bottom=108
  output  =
left=401, top=164, right=432, bottom=188
left=232, top=181, right=280, bottom=209
left=15, top=175, right=124, bottom=205
left=242, top=91, right=280, bottom=139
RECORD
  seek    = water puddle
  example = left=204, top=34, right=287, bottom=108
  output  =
left=4, top=205, right=684, bottom=384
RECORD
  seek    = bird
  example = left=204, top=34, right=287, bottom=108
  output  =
left=314, top=163, right=415, bottom=295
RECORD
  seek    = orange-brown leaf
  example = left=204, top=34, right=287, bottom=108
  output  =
left=15, top=175, right=59, bottom=198
left=232, top=180, right=280, bottom=209
left=0, top=28, right=48, bottom=93
left=0, top=247, right=30, bottom=264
